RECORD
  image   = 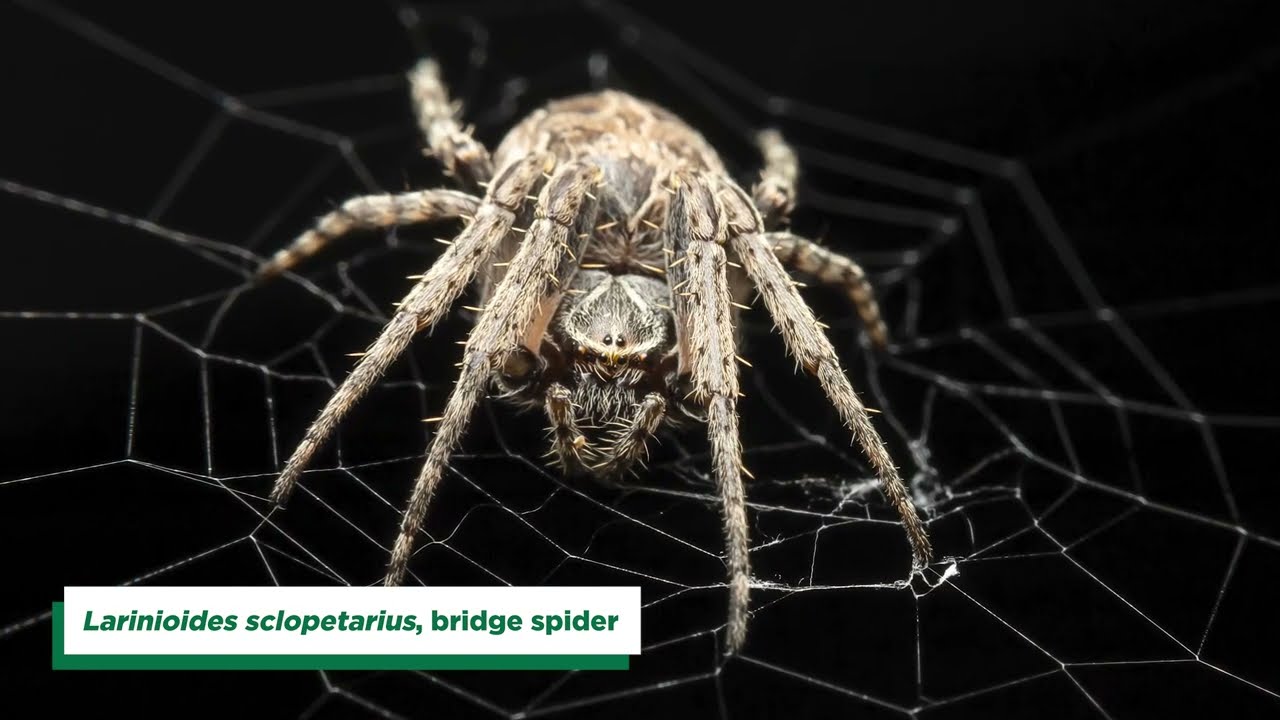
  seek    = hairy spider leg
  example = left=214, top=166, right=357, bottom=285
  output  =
left=545, top=381, right=595, bottom=474
left=768, top=233, right=891, bottom=350
left=254, top=189, right=480, bottom=280
left=267, top=153, right=552, bottom=506
left=385, top=162, right=603, bottom=586
left=748, top=130, right=890, bottom=349
left=740, top=129, right=925, bottom=556
left=410, top=59, right=494, bottom=190
left=752, top=129, right=798, bottom=229
left=595, top=392, right=667, bottom=476
left=730, top=225, right=933, bottom=569
left=666, top=172, right=752, bottom=654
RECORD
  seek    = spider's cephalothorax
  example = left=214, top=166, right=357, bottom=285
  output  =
left=260, top=60, right=931, bottom=654
left=547, top=272, right=679, bottom=422
left=495, top=267, right=693, bottom=476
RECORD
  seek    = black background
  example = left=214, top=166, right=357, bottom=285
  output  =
left=3, top=1, right=1278, bottom=718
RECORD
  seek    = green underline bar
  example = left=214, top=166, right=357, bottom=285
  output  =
left=52, top=604, right=629, bottom=671
left=53, top=654, right=629, bottom=671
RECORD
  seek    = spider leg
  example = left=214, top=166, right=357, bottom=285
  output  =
left=729, top=228, right=932, bottom=571
left=766, top=232, right=890, bottom=350
left=666, top=173, right=751, bottom=654
left=254, top=189, right=480, bottom=280
left=385, top=161, right=602, bottom=586
left=595, top=393, right=667, bottom=477
left=545, top=382, right=594, bottom=474
left=409, top=59, right=494, bottom=190
left=752, top=129, right=798, bottom=229
left=267, top=153, right=552, bottom=506
left=747, top=129, right=888, bottom=348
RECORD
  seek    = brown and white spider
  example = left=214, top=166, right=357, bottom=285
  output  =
left=261, top=59, right=932, bottom=653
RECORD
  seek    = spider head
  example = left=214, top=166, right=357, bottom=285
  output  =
left=544, top=271, right=679, bottom=426
left=493, top=271, right=697, bottom=473
left=486, top=270, right=675, bottom=409
left=554, top=272, right=673, bottom=371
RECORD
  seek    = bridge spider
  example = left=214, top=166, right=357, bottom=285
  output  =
left=261, top=59, right=932, bottom=653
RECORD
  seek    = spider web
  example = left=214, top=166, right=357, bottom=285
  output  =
left=3, top=1, right=1279, bottom=717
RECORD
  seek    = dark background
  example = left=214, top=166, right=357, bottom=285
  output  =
left=3, top=1, right=1278, bottom=717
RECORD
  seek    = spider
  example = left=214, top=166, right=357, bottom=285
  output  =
left=260, top=59, right=932, bottom=654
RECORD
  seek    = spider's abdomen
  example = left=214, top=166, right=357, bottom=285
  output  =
left=494, top=91, right=727, bottom=183
left=493, top=92, right=726, bottom=264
